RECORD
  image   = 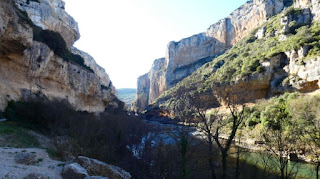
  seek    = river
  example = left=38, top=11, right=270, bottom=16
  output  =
left=139, top=118, right=317, bottom=179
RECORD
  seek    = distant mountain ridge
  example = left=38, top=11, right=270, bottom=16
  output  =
left=117, top=88, right=136, bottom=108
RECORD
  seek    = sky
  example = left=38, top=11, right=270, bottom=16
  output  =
left=63, top=0, right=247, bottom=89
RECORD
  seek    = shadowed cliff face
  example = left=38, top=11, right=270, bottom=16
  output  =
left=132, top=0, right=294, bottom=112
left=0, top=0, right=118, bottom=112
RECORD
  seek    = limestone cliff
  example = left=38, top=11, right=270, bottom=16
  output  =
left=132, top=58, right=166, bottom=112
left=0, top=0, right=117, bottom=112
left=133, top=0, right=294, bottom=112
left=150, top=0, right=320, bottom=115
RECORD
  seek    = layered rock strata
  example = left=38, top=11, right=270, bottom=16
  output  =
left=133, top=0, right=294, bottom=112
left=0, top=0, right=117, bottom=112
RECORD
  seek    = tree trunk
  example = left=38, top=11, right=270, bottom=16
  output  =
left=316, top=162, right=320, bottom=179
left=222, top=151, right=228, bottom=179
left=180, top=136, right=188, bottom=179
left=209, top=157, right=217, bottom=179
left=235, top=146, right=240, bottom=179
left=208, top=141, right=216, bottom=179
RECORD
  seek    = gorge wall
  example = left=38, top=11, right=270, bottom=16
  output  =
left=0, top=0, right=118, bottom=112
left=132, top=0, right=294, bottom=112
left=150, top=0, right=320, bottom=115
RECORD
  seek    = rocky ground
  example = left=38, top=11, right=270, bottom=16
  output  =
left=0, top=120, right=131, bottom=179
left=0, top=147, right=63, bottom=179
left=0, top=147, right=132, bottom=179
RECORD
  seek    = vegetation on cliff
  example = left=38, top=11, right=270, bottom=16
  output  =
left=154, top=7, right=320, bottom=112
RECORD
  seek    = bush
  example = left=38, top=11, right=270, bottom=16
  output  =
left=256, top=66, right=264, bottom=73
left=33, top=26, right=94, bottom=73
left=4, top=98, right=151, bottom=171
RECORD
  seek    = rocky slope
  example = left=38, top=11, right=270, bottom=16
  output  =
left=133, top=0, right=320, bottom=114
left=151, top=0, right=320, bottom=115
left=0, top=0, right=117, bottom=112
left=132, top=0, right=296, bottom=112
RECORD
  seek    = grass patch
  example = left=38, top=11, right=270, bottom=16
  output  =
left=0, top=122, right=39, bottom=148
left=45, top=148, right=62, bottom=161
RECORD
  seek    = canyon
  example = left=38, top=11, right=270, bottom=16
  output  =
left=132, top=0, right=320, bottom=113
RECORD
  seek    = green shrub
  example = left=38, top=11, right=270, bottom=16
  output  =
left=256, top=66, right=264, bottom=73
left=0, top=122, right=39, bottom=148
left=261, top=98, right=291, bottom=130
left=284, top=7, right=303, bottom=17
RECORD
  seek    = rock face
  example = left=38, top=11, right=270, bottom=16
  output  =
left=132, top=58, right=167, bottom=112
left=16, top=0, right=79, bottom=48
left=132, top=0, right=294, bottom=112
left=284, top=47, right=320, bottom=92
left=0, top=0, right=117, bottom=112
left=294, top=0, right=320, bottom=20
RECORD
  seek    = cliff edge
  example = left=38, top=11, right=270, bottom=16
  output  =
left=0, top=0, right=118, bottom=112
left=132, top=0, right=294, bottom=112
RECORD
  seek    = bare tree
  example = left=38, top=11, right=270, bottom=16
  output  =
left=211, top=84, right=248, bottom=179
left=187, top=91, right=221, bottom=179
left=214, top=100, right=246, bottom=179
left=171, top=87, right=198, bottom=179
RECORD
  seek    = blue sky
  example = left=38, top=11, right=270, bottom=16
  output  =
left=64, top=0, right=248, bottom=88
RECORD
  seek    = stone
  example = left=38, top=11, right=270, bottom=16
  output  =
left=61, top=163, right=89, bottom=179
left=15, top=153, right=36, bottom=165
left=77, top=156, right=131, bottom=179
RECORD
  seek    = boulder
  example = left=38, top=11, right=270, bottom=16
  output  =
left=77, top=156, right=131, bottom=179
left=15, top=153, right=36, bottom=165
left=61, top=163, right=89, bottom=179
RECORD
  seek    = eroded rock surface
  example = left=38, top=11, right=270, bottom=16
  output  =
left=133, top=0, right=295, bottom=112
left=0, top=0, right=117, bottom=112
